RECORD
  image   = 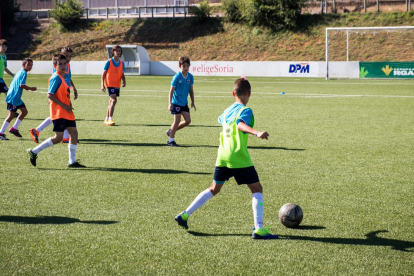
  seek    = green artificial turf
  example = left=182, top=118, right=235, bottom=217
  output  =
left=0, top=74, right=413, bottom=275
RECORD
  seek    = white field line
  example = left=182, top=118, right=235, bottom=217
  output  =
left=33, top=89, right=414, bottom=98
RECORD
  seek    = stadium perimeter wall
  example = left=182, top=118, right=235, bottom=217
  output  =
left=6, top=61, right=359, bottom=78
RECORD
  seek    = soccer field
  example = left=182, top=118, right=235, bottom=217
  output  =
left=0, top=75, right=413, bottom=275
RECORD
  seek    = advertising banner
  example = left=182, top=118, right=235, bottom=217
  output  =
left=280, top=62, right=320, bottom=77
left=359, top=62, right=414, bottom=78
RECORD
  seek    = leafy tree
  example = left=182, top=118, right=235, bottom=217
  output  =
left=222, top=0, right=307, bottom=30
left=51, top=0, right=84, bottom=29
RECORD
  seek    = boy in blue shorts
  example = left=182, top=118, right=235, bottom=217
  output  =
left=101, top=45, right=126, bottom=126
left=175, top=77, right=278, bottom=240
left=166, top=56, right=196, bottom=147
left=0, top=58, right=37, bottom=140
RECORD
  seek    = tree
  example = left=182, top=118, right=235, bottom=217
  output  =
left=244, top=0, right=307, bottom=30
left=51, top=0, right=84, bottom=29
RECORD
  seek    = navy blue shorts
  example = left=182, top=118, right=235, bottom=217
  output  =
left=52, top=119, right=76, bottom=132
left=107, top=87, right=120, bottom=97
left=7, top=103, right=26, bottom=112
left=0, top=83, right=8, bottom=93
left=213, top=166, right=259, bottom=185
left=171, top=104, right=190, bottom=114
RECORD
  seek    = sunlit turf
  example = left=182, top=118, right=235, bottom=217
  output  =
left=0, top=75, right=413, bottom=275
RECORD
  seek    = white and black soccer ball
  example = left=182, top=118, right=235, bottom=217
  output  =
left=278, top=203, right=303, bottom=228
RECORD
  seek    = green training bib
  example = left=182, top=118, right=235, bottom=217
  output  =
left=215, top=106, right=254, bottom=168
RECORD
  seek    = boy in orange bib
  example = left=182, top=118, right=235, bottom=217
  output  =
left=27, top=54, right=85, bottom=168
left=101, top=45, right=126, bottom=126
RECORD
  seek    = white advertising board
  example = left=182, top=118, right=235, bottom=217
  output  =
left=6, top=60, right=359, bottom=78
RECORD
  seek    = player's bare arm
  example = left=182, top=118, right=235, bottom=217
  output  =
left=237, top=121, right=269, bottom=140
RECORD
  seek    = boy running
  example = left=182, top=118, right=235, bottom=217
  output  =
left=0, top=39, right=15, bottom=95
left=27, top=54, right=85, bottom=168
left=0, top=58, right=37, bottom=140
left=30, top=46, right=78, bottom=143
left=175, top=77, right=277, bottom=240
left=101, top=45, right=126, bottom=126
left=166, top=56, right=196, bottom=147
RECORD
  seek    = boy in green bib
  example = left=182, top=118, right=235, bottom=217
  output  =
left=175, top=77, right=277, bottom=239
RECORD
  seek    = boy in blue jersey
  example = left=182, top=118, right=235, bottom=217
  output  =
left=0, top=39, right=15, bottom=95
left=30, top=47, right=77, bottom=143
left=175, top=77, right=278, bottom=240
left=166, top=56, right=196, bottom=146
left=0, top=58, right=37, bottom=140
left=0, top=39, right=19, bottom=118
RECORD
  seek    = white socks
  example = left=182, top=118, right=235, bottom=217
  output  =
left=32, top=138, right=53, bottom=154
left=36, top=117, right=52, bottom=132
left=0, top=120, right=9, bottom=134
left=252, top=193, right=264, bottom=229
left=68, top=144, right=77, bottom=164
left=186, top=189, right=214, bottom=216
left=63, top=130, right=70, bottom=139
left=169, top=138, right=174, bottom=142
left=12, top=119, right=21, bottom=129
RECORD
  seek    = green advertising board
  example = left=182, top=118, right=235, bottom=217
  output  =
left=359, top=62, right=414, bottom=78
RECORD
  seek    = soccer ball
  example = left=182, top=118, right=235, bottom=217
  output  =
left=278, top=203, right=303, bottom=228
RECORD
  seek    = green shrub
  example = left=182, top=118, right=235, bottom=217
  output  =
left=245, top=0, right=307, bottom=30
left=222, top=0, right=243, bottom=22
left=190, top=0, right=211, bottom=22
left=51, top=0, right=84, bottom=29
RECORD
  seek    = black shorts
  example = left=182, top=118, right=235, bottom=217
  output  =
left=52, top=118, right=76, bottom=132
left=7, top=103, right=26, bottom=112
left=213, top=166, right=259, bottom=185
left=107, top=87, right=120, bottom=97
left=0, top=83, right=8, bottom=93
left=171, top=104, right=190, bottom=115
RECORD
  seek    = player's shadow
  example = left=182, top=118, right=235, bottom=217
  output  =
left=187, top=225, right=324, bottom=237
left=187, top=231, right=251, bottom=237
left=280, top=230, right=413, bottom=252
left=80, top=139, right=131, bottom=143
left=88, top=167, right=209, bottom=175
left=249, top=146, right=305, bottom=151
left=0, top=215, right=117, bottom=225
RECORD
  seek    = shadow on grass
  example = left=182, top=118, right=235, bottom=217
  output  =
left=188, top=231, right=251, bottom=237
left=80, top=139, right=131, bottom=142
left=80, top=140, right=304, bottom=150
left=280, top=230, right=413, bottom=252
left=87, top=167, right=210, bottom=175
left=0, top=215, right=117, bottom=225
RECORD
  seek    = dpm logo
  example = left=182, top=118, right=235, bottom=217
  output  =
left=289, top=63, right=310, bottom=74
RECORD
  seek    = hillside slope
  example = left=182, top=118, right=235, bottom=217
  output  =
left=15, top=12, right=414, bottom=61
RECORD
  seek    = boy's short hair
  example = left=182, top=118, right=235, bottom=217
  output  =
left=111, top=45, right=122, bottom=57
left=52, top=54, right=66, bottom=66
left=234, top=77, right=251, bottom=97
left=61, top=46, right=73, bottom=53
left=22, top=58, right=33, bottom=66
left=0, top=39, right=8, bottom=46
left=179, top=56, right=190, bottom=66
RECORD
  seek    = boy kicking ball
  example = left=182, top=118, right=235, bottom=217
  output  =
left=175, top=77, right=277, bottom=240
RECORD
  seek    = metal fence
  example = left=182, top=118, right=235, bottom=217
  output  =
left=15, top=0, right=190, bottom=10
left=14, top=0, right=411, bottom=12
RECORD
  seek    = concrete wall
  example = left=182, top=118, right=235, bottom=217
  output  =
left=7, top=60, right=360, bottom=79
